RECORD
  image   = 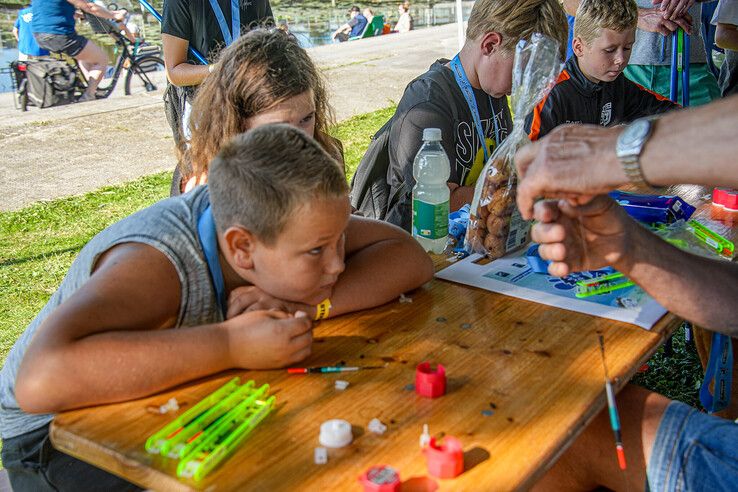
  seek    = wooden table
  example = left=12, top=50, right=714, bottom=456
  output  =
left=51, top=253, right=682, bottom=492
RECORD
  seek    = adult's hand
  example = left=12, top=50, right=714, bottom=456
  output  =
left=639, top=7, right=692, bottom=35
left=514, top=125, right=627, bottom=221
left=531, top=197, right=633, bottom=277
left=653, top=0, right=694, bottom=21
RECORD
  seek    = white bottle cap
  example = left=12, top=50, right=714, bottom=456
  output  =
left=422, top=128, right=442, bottom=141
left=319, top=419, right=353, bottom=448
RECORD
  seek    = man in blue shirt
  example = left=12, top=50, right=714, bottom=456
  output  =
left=13, top=4, right=49, bottom=61
left=32, top=0, right=126, bottom=101
left=331, top=6, right=368, bottom=42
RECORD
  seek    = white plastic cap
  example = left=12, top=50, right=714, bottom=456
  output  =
left=319, top=419, right=353, bottom=448
left=422, top=128, right=442, bottom=141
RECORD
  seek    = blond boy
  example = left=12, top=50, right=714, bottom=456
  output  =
left=526, top=0, right=677, bottom=141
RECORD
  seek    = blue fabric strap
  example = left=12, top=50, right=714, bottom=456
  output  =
left=699, top=332, right=733, bottom=414
left=449, top=55, right=499, bottom=164
left=197, top=205, right=227, bottom=317
left=207, top=0, right=240, bottom=46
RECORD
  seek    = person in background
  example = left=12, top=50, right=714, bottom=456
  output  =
left=331, top=6, right=367, bottom=42
left=363, top=7, right=374, bottom=24
left=32, top=0, right=126, bottom=101
left=395, top=2, right=413, bottom=33
left=712, top=0, right=738, bottom=95
left=13, top=3, right=48, bottom=61
left=161, top=0, right=272, bottom=146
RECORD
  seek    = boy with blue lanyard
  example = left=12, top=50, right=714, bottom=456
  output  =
left=0, top=125, right=433, bottom=490
left=382, top=0, right=568, bottom=232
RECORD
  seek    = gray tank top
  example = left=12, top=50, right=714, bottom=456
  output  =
left=630, top=1, right=707, bottom=65
left=0, top=186, right=222, bottom=439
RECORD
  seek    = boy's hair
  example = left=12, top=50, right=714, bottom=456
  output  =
left=574, top=0, right=638, bottom=45
left=209, top=125, right=348, bottom=244
left=466, top=0, right=568, bottom=59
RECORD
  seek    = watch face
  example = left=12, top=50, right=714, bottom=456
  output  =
left=621, top=119, right=650, bottom=148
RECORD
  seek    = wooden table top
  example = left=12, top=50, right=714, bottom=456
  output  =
left=51, top=252, right=682, bottom=492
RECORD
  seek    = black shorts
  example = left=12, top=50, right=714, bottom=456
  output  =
left=34, top=32, right=88, bottom=57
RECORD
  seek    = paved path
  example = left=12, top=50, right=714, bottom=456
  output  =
left=0, top=23, right=459, bottom=212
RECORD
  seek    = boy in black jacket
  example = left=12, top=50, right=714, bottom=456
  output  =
left=525, top=0, right=677, bottom=141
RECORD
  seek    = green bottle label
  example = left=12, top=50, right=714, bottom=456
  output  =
left=413, top=199, right=449, bottom=239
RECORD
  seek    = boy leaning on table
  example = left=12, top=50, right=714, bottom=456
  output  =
left=525, top=0, right=677, bottom=141
left=0, top=124, right=434, bottom=491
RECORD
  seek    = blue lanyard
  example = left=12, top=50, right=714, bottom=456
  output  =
left=207, top=0, right=240, bottom=46
left=197, top=205, right=227, bottom=317
left=699, top=332, right=733, bottom=413
left=449, top=55, right=500, bottom=163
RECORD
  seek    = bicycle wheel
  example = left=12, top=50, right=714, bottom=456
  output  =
left=125, top=55, right=164, bottom=96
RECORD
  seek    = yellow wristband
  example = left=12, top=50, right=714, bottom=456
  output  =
left=314, top=298, right=332, bottom=320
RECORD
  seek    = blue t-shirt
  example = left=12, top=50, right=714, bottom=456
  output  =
left=349, top=13, right=367, bottom=37
left=15, top=7, right=49, bottom=56
left=32, top=0, right=76, bottom=35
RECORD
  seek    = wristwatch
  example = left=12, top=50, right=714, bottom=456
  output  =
left=616, top=117, right=660, bottom=190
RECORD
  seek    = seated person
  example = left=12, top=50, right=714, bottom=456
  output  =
left=332, top=6, right=367, bottom=42
left=377, top=0, right=568, bottom=231
left=526, top=0, right=677, bottom=141
left=513, top=99, right=738, bottom=490
left=173, top=29, right=343, bottom=194
left=395, top=2, right=413, bottom=33
left=32, top=0, right=126, bottom=101
left=0, top=124, right=434, bottom=491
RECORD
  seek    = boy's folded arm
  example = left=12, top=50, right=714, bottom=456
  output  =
left=326, top=216, right=434, bottom=318
left=14, top=243, right=236, bottom=414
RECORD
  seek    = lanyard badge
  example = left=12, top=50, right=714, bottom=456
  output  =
left=449, top=55, right=500, bottom=164
left=207, top=0, right=241, bottom=46
left=197, top=205, right=227, bottom=317
left=700, top=332, right=733, bottom=414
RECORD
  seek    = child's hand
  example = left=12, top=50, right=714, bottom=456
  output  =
left=224, top=310, right=313, bottom=369
left=226, top=286, right=289, bottom=318
left=226, top=286, right=313, bottom=319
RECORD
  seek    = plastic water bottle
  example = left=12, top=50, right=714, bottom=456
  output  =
left=412, top=128, right=450, bottom=254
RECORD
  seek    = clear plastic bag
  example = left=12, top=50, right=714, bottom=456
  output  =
left=464, top=34, right=563, bottom=258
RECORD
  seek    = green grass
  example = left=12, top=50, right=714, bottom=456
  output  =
left=0, top=106, right=395, bottom=367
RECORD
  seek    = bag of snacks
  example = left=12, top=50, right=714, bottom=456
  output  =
left=464, top=34, right=563, bottom=258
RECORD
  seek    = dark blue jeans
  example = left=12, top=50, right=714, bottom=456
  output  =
left=1, top=424, right=141, bottom=492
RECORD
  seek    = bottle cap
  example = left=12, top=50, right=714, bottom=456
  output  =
left=318, top=419, right=353, bottom=448
left=422, top=128, right=442, bottom=141
left=415, top=362, right=446, bottom=398
left=358, top=465, right=401, bottom=492
left=423, top=436, right=464, bottom=478
left=713, top=188, right=738, bottom=211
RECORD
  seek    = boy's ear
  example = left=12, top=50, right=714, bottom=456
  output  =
left=479, top=31, right=503, bottom=56
left=221, top=226, right=256, bottom=270
left=572, top=36, right=586, bottom=58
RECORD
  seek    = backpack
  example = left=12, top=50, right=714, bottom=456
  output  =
left=349, top=69, right=460, bottom=228
left=24, top=58, right=77, bottom=108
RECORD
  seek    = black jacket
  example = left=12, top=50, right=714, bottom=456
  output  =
left=525, top=57, right=677, bottom=141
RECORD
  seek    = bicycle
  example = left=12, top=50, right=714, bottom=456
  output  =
left=14, top=11, right=165, bottom=111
